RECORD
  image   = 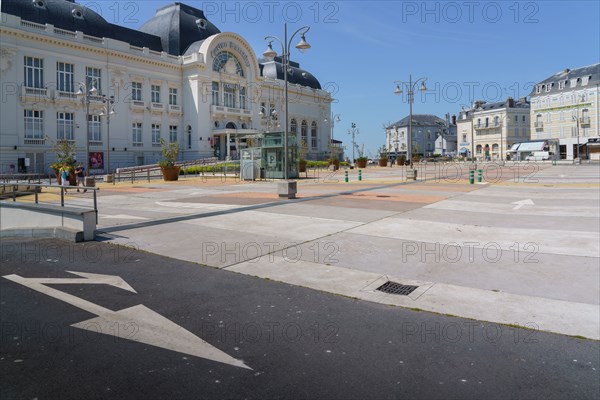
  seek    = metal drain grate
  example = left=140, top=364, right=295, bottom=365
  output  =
left=376, top=281, right=419, bottom=295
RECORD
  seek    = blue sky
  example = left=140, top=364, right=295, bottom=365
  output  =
left=89, top=1, right=600, bottom=157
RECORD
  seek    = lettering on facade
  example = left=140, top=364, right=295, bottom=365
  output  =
left=210, top=41, right=251, bottom=67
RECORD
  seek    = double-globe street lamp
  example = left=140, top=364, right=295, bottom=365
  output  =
left=76, top=81, right=97, bottom=173
left=394, top=75, right=427, bottom=167
left=263, top=23, right=311, bottom=181
left=99, top=95, right=116, bottom=175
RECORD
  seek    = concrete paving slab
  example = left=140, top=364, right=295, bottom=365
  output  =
left=227, top=256, right=600, bottom=340
left=390, top=207, right=598, bottom=232
left=347, top=219, right=600, bottom=258
left=254, top=203, right=398, bottom=223
left=291, top=232, right=600, bottom=305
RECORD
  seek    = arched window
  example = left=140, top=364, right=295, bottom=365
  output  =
left=492, top=143, right=499, bottom=152
left=212, top=52, right=244, bottom=76
left=311, top=121, right=317, bottom=149
left=290, top=119, right=297, bottom=133
left=301, top=120, right=308, bottom=145
left=476, top=145, right=482, bottom=154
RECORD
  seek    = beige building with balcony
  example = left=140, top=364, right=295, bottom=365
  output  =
left=530, top=63, right=599, bottom=160
left=461, top=98, right=530, bottom=161
left=0, top=0, right=332, bottom=173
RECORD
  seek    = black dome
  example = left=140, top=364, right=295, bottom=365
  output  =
left=139, top=3, right=220, bottom=56
left=2, top=0, right=163, bottom=51
left=260, top=59, right=321, bottom=90
left=2, top=0, right=111, bottom=37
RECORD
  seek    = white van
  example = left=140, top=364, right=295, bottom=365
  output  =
left=526, top=151, right=552, bottom=161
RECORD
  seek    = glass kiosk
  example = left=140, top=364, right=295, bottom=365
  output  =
left=240, top=132, right=298, bottom=180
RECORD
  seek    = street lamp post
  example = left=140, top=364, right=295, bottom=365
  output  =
left=347, top=122, right=359, bottom=164
left=324, top=112, right=341, bottom=162
left=263, top=23, right=311, bottom=181
left=76, top=81, right=98, bottom=174
left=394, top=75, right=427, bottom=168
left=99, top=95, right=116, bottom=175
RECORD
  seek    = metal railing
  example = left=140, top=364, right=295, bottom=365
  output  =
left=0, top=183, right=100, bottom=221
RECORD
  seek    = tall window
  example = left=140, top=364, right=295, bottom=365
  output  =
left=239, top=87, right=246, bottom=110
left=224, top=84, right=235, bottom=108
left=169, top=88, right=177, bottom=105
left=151, top=84, right=161, bottom=103
left=132, top=82, right=142, bottom=101
left=514, top=115, right=518, bottom=123
left=88, top=114, right=101, bottom=141
left=132, top=122, right=142, bottom=144
left=311, top=121, right=318, bottom=149
left=169, top=125, right=177, bottom=142
left=290, top=119, right=297, bottom=133
left=152, top=124, right=161, bottom=144
left=24, top=56, right=44, bottom=88
left=86, top=67, right=101, bottom=94
left=212, top=82, right=220, bottom=106
left=301, top=120, right=308, bottom=145
left=56, top=62, right=74, bottom=92
left=24, top=110, right=44, bottom=138
left=57, top=112, right=74, bottom=140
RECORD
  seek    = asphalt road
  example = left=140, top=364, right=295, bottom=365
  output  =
left=1, top=238, right=598, bottom=399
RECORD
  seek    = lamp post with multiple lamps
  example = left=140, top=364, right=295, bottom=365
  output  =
left=99, top=95, right=116, bottom=176
left=324, top=112, right=341, bottom=162
left=76, top=81, right=98, bottom=173
left=258, top=105, right=280, bottom=133
left=394, top=75, right=427, bottom=167
left=347, top=122, right=359, bottom=165
left=573, top=94, right=586, bottom=161
left=263, top=23, right=311, bottom=184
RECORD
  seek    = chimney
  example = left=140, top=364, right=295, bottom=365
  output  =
left=452, top=115, right=457, bottom=125
left=507, top=97, right=514, bottom=108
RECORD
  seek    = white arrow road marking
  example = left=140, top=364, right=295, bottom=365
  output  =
left=512, top=199, right=535, bottom=210
left=99, top=214, right=149, bottom=220
left=3, top=272, right=251, bottom=370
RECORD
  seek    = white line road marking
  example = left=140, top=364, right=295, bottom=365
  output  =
left=99, top=214, right=149, bottom=220
left=3, top=272, right=251, bottom=370
left=512, top=199, right=535, bottom=210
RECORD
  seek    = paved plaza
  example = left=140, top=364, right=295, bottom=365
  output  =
left=52, top=163, right=600, bottom=339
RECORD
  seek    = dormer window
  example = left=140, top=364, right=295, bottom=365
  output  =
left=559, top=81, right=565, bottom=90
left=545, top=83, right=552, bottom=92
left=33, top=0, right=46, bottom=9
left=72, top=7, right=84, bottom=19
left=536, top=85, right=541, bottom=94
left=582, top=75, right=590, bottom=86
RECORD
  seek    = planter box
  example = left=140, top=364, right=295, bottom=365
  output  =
left=356, top=159, right=367, bottom=168
left=378, top=159, right=387, bottom=167
left=161, top=166, right=181, bottom=181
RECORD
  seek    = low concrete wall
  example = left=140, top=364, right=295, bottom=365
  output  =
left=0, top=202, right=96, bottom=242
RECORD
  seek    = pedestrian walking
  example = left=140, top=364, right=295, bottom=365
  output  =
left=75, top=162, right=87, bottom=192
left=59, top=162, right=70, bottom=195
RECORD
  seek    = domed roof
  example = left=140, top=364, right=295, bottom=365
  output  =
left=260, top=58, right=321, bottom=90
left=1, top=0, right=163, bottom=51
left=2, top=0, right=111, bottom=37
left=139, top=3, right=220, bottom=56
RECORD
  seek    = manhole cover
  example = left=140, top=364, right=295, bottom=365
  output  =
left=376, top=281, right=418, bottom=295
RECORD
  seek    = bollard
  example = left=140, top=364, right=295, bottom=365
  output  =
left=478, top=169, right=482, bottom=183
left=469, top=170, right=474, bottom=184
left=553, top=159, right=556, bottom=166
left=358, top=169, right=362, bottom=181
left=344, top=170, right=349, bottom=183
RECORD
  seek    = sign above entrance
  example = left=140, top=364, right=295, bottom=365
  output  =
left=211, top=41, right=251, bottom=67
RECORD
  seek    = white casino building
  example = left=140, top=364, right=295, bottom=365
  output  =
left=0, top=0, right=332, bottom=173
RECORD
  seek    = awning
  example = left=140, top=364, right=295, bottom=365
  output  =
left=514, top=141, right=546, bottom=152
left=459, top=147, right=469, bottom=153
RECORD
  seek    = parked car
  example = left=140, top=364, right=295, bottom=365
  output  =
left=526, top=151, right=553, bottom=161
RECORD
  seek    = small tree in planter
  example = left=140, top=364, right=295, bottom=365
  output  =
left=355, top=143, right=367, bottom=168
left=49, top=138, right=77, bottom=185
left=158, top=138, right=180, bottom=181
left=396, top=155, right=406, bottom=166
left=377, top=146, right=388, bottom=167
